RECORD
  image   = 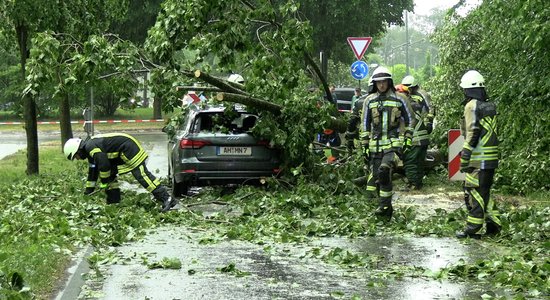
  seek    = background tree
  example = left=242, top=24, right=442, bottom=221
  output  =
left=297, top=0, right=414, bottom=63
left=0, top=0, right=127, bottom=174
left=430, top=0, right=550, bottom=194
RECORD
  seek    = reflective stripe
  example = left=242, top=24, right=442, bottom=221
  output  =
left=118, top=150, right=148, bottom=174
left=486, top=198, right=502, bottom=226
left=99, top=170, right=111, bottom=179
left=89, top=148, right=102, bottom=157
left=380, top=190, right=393, bottom=197
left=467, top=216, right=484, bottom=225
left=86, top=181, right=96, bottom=188
left=465, top=173, right=479, bottom=187
left=140, top=165, right=157, bottom=192
left=471, top=189, right=485, bottom=210
left=107, top=152, right=120, bottom=159
left=366, top=186, right=377, bottom=191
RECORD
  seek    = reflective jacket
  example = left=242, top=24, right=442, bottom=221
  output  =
left=82, top=133, right=148, bottom=186
left=409, top=93, right=431, bottom=146
left=360, top=90, right=412, bottom=153
left=460, top=99, right=499, bottom=169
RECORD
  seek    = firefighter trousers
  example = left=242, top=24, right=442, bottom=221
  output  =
left=463, top=169, right=502, bottom=234
left=367, top=151, right=398, bottom=212
left=403, top=145, right=427, bottom=188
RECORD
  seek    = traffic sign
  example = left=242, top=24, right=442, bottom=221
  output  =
left=350, top=61, right=369, bottom=80
left=347, top=37, right=372, bottom=60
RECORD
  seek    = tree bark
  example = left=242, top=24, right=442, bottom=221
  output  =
left=17, top=24, right=39, bottom=175
left=153, top=96, right=162, bottom=119
left=59, top=92, right=73, bottom=148
left=216, top=92, right=282, bottom=114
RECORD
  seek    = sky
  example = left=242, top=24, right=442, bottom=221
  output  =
left=412, top=0, right=481, bottom=16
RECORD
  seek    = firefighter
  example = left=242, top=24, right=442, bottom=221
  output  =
left=345, top=77, right=374, bottom=153
left=455, top=70, right=501, bottom=239
left=400, top=75, right=434, bottom=190
left=63, top=133, right=176, bottom=212
left=360, top=67, right=413, bottom=220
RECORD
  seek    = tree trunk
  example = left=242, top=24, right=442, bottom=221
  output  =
left=59, top=92, right=73, bottom=148
left=153, top=96, right=162, bottom=119
left=17, top=25, right=39, bottom=175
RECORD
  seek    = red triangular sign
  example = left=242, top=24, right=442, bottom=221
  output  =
left=347, top=37, right=372, bottom=60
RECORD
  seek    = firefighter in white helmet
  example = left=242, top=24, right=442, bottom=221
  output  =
left=227, top=73, right=245, bottom=84
left=455, top=70, right=502, bottom=239
left=63, top=134, right=176, bottom=212
left=359, top=66, right=413, bottom=221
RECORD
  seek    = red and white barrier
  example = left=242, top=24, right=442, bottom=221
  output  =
left=448, top=129, right=465, bottom=181
left=0, top=119, right=165, bottom=125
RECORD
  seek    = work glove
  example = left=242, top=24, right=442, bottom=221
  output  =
left=345, top=131, right=356, bottom=151
left=426, top=122, right=433, bottom=134
left=460, top=149, right=473, bottom=173
left=362, top=148, right=370, bottom=164
left=84, top=187, right=95, bottom=195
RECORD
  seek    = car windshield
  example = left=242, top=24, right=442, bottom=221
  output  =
left=334, top=90, right=354, bottom=101
left=192, top=112, right=257, bottom=133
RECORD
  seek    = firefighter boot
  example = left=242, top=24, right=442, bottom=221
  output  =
left=455, top=224, right=481, bottom=239
left=106, top=188, right=121, bottom=204
left=485, top=222, right=501, bottom=236
left=375, top=196, right=393, bottom=221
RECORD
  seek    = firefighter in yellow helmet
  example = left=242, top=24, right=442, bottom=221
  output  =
left=455, top=70, right=502, bottom=239
left=400, top=75, right=434, bottom=190
left=359, top=67, right=413, bottom=221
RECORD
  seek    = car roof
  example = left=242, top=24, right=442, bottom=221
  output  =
left=334, top=87, right=355, bottom=92
left=190, top=103, right=248, bottom=113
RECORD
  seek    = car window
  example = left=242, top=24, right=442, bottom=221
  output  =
left=192, top=112, right=257, bottom=133
left=334, top=90, right=355, bottom=101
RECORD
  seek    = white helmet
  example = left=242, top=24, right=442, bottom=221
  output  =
left=371, top=66, right=392, bottom=82
left=228, top=74, right=245, bottom=84
left=402, top=75, right=417, bottom=87
left=63, top=138, right=82, bottom=160
left=460, top=70, right=485, bottom=89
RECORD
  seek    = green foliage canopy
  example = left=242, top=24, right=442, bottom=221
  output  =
left=430, top=0, right=550, bottom=194
left=145, top=0, right=338, bottom=168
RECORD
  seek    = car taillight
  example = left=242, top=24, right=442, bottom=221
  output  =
left=180, top=139, right=211, bottom=149
left=257, top=140, right=274, bottom=148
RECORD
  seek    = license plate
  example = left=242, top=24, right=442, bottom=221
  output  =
left=218, top=146, right=251, bottom=156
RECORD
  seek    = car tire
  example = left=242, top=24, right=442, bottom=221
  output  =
left=172, top=176, right=188, bottom=198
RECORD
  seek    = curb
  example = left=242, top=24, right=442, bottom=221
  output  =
left=54, top=246, right=94, bottom=300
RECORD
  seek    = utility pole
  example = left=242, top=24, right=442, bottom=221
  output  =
left=405, top=10, right=410, bottom=75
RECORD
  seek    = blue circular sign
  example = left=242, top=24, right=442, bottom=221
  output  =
left=350, top=61, right=369, bottom=80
